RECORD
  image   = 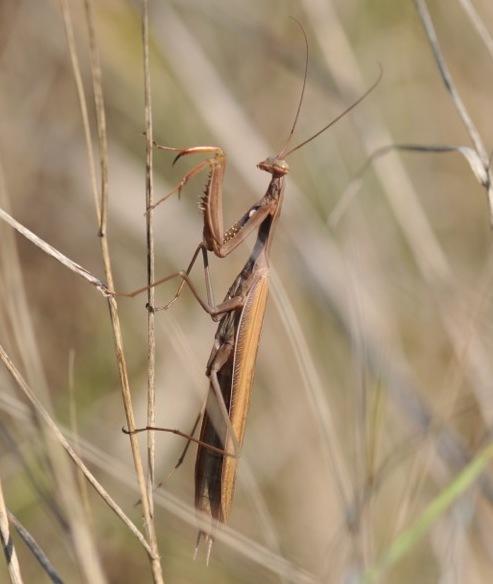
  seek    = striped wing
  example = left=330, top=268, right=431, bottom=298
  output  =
left=220, top=271, right=269, bottom=521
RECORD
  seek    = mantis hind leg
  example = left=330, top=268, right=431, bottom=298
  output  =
left=206, top=347, right=241, bottom=458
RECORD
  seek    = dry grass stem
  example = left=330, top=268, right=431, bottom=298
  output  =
left=414, top=0, right=488, bottom=162
left=58, top=0, right=100, bottom=218
left=0, top=207, right=108, bottom=295
left=81, top=0, right=163, bottom=579
left=8, top=512, right=63, bottom=584
left=456, top=0, right=493, bottom=59
left=142, top=0, right=158, bottom=508
left=0, top=477, right=23, bottom=584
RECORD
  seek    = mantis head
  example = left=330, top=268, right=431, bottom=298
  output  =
left=257, top=157, right=289, bottom=176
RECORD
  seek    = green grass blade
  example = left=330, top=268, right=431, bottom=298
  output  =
left=364, top=441, right=493, bottom=582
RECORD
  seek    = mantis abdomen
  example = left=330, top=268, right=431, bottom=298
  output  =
left=195, top=270, right=269, bottom=545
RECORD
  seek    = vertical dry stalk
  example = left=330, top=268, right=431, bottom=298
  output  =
left=58, top=0, right=100, bottom=219
left=81, top=1, right=164, bottom=581
left=142, top=0, right=157, bottom=510
left=0, top=477, right=23, bottom=584
left=456, top=0, right=493, bottom=59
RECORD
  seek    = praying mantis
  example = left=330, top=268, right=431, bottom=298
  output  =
left=121, top=30, right=380, bottom=561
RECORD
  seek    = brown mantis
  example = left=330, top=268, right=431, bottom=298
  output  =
left=120, top=32, right=381, bottom=561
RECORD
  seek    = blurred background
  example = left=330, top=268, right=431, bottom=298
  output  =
left=1, top=0, right=493, bottom=582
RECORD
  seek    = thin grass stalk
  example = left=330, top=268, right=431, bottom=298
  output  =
left=456, top=0, right=493, bottom=60
left=58, top=0, right=100, bottom=219
left=0, top=477, right=23, bottom=584
left=413, top=0, right=488, bottom=165
left=0, top=207, right=108, bottom=294
left=142, top=0, right=157, bottom=510
left=81, top=1, right=163, bottom=580
left=413, top=0, right=493, bottom=225
left=8, top=512, right=63, bottom=584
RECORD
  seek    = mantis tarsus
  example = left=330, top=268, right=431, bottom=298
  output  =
left=121, top=32, right=381, bottom=562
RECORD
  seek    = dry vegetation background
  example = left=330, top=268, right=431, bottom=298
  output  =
left=1, top=0, right=493, bottom=583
